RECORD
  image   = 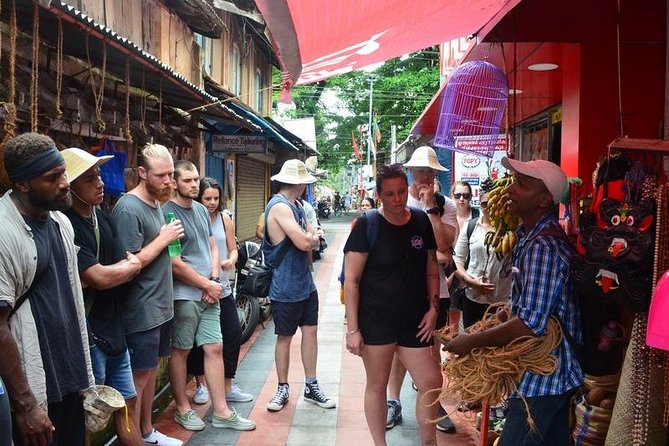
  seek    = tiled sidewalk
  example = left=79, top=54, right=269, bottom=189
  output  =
left=153, top=215, right=481, bottom=445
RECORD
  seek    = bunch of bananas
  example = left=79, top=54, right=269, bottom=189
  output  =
left=483, top=175, right=521, bottom=257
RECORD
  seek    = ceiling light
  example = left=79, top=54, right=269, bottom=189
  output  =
left=508, top=89, right=523, bottom=95
left=528, top=63, right=558, bottom=71
left=477, top=106, right=497, bottom=112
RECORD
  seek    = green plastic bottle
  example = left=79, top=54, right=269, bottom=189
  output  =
left=166, top=212, right=182, bottom=257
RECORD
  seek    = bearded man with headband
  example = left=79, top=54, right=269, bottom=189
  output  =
left=0, top=132, right=95, bottom=446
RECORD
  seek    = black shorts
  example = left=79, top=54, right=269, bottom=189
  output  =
left=272, top=291, right=319, bottom=336
left=125, top=320, right=173, bottom=370
left=360, top=312, right=432, bottom=348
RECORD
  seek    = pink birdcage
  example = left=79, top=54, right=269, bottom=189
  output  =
left=434, top=61, right=508, bottom=158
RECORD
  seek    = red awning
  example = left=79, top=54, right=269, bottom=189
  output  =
left=255, top=0, right=521, bottom=87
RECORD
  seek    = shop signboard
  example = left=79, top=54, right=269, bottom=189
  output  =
left=212, top=134, right=267, bottom=154
left=453, top=135, right=508, bottom=206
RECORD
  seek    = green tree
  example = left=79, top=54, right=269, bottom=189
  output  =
left=272, top=48, right=440, bottom=179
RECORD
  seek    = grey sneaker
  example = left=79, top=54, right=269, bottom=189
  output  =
left=436, top=404, right=456, bottom=433
left=386, top=400, right=402, bottom=430
left=267, top=384, right=289, bottom=412
left=303, top=381, right=336, bottom=409
left=174, top=409, right=205, bottom=431
left=212, top=410, right=256, bottom=431
left=226, top=384, right=253, bottom=403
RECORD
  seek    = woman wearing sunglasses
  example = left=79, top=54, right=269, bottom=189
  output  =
left=452, top=188, right=513, bottom=328
left=451, top=181, right=479, bottom=230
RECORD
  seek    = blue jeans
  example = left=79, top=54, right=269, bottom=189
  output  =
left=0, top=377, right=11, bottom=446
left=499, top=390, right=575, bottom=446
left=90, top=345, right=137, bottom=399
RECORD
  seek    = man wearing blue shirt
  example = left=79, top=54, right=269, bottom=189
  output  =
left=445, top=157, right=582, bottom=446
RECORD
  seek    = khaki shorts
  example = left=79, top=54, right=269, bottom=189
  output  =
left=172, top=300, right=222, bottom=349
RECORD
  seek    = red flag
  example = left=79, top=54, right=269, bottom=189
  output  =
left=352, top=132, right=362, bottom=161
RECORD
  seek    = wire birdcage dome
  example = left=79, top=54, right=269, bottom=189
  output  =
left=434, top=61, right=508, bottom=158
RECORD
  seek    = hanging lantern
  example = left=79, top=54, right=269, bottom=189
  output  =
left=434, top=61, right=508, bottom=158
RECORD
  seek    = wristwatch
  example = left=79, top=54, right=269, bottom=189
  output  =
left=210, top=277, right=221, bottom=283
left=426, top=206, right=440, bottom=215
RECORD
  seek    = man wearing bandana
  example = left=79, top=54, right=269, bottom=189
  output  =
left=111, top=144, right=184, bottom=446
left=0, top=132, right=96, bottom=446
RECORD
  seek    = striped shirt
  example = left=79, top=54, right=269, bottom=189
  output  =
left=511, top=212, right=583, bottom=398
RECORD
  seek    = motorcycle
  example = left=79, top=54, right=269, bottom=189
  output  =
left=312, top=218, right=327, bottom=261
left=234, top=241, right=271, bottom=343
left=316, top=200, right=331, bottom=219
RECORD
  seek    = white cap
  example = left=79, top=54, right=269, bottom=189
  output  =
left=501, top=157, right=567, bottom=204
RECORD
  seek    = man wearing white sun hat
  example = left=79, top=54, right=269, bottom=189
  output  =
left=62, top=147, right=145, bottom=446
left=263, top=159, right=336, bottom=413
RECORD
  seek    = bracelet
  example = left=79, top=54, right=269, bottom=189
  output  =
left=345, top=329, right=361, bottom=337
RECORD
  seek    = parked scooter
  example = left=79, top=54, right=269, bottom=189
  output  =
left=234, top=241, right=271, bottom=343
left=316, top=200, right=331, bottom=219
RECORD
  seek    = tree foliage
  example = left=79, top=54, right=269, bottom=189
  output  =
left=272, top=48, right=440, bottom=180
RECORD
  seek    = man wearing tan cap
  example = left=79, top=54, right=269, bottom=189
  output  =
left=387, top=145, right=458, bottom=433
left=0, top=133, right=95, bottom=446
left=445, top=158, right=582, bottom=446
left=62, top=148, right=143, bottom=445
left=263, top=159, right=336, bottom=412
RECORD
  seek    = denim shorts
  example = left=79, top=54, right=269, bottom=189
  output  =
left=125, top=320, right=173, bottom=370
left=90, top=345, right=137, bottom=399
left=272, top=291, right=319, bottom=336
left=172, top=300, right=222, bottom=349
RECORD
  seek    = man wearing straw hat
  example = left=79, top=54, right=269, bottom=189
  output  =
left=0, top=133, right=95, bottom=446
left=62, top=147, right=144, bottom=445
left=263, top=159, right=336, bottom=413
left=386, top=145, right=458, bottom=433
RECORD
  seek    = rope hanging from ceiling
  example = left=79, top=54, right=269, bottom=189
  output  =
left=54, top=16, right=64, bottom=120
left=30, top=3, right=40, bottom=132
left=2, top=0, right=18, bottom=145
left=124, top=58, right=133, bottom=144
left=85, top=34, right=107, bottom=134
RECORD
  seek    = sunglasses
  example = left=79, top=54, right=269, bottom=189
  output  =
left=453, top=193, right=472, bottom=200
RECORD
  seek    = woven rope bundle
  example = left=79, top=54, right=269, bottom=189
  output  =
left=434, top=304, right=562, bottom=429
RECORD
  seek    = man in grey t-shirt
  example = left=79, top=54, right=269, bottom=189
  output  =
left=112, top=144, right=184, bottom=446
left=162, top=161, right=255, bottom=432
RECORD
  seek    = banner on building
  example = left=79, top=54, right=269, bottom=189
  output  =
left=453, top=135, right=508, bottom=206
left=212, top=134, right=267, bottom=154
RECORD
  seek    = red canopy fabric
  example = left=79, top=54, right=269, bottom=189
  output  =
left=255, top=0, right=520, bottom=87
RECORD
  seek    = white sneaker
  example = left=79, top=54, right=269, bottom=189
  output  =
left=193, top=383, right=209, bottom=405
left=143, top=428, right=183, bottom=446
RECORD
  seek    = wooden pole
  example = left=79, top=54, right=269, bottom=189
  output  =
left=479, top=400, right=490, bottom=446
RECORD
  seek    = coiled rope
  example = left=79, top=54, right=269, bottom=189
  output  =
left=434, top=303, right=563, bottom=430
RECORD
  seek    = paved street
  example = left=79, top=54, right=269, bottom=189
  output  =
left=153, top=211, right=479, bottom=446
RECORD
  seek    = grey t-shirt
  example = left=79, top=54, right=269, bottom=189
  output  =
left=112, top=194, right=173, bottom=334
left=162, top=201, right=213, bottom=301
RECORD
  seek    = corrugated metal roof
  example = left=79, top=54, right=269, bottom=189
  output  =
left=45, top=2, right=260, bottom=130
